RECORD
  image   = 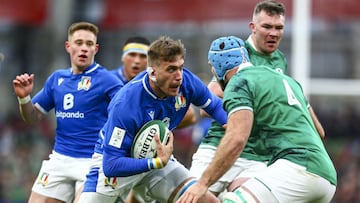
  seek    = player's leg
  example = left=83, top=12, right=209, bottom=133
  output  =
left=79, top=153, right=141, bottom=203
left=135, top=159, right=219, bottom=203
left=28, top=192, right=65, bottom=203
left=191, top=146, right=268, bottom=198
left=73, top=182, right=84, bottom=203
left=224, top=159, right=336, bottom=203
left=30, top=151, right=83, bottom=203
left=124, top=189, right=154, bottom=203
left=226, top=159, right=268, bottom=193
left=78, top=191, right=120, bottom=203
left=222, top=178, right=278, bottom=203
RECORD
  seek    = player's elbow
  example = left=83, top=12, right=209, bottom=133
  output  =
left=235, top=136, right=247, bottom=149
left=199, top=109, right=210, bottom=118
left=318, top=130, right=325, bottom=139
left=103, top=160, right=116, bottom=177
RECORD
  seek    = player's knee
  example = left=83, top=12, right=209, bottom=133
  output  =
left=227, top=177, right=250, bottom=192
left=169, top=178, right=197, bottom=203
left=223, top=187, right=259, bottom=203
left=224, top=178, right=278, bottom=203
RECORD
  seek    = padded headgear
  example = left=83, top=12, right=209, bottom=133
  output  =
left=208, top=36, right=250, bottom=81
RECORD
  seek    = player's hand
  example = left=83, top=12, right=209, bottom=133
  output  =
left=176, top=182, right=208, bottom=203
left=13, top=73, right=34, bottom=98
left=154, top=131, right=173, bottom=166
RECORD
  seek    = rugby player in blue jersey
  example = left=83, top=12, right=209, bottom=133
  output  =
left=110, top=36, right=197, bottom=203
left=12, top=22, right=123, bottom=203
left=111, top=36, right=196, bottom=129
left=78, top=36, right=227, bottom=203
left=111, top=36, right=150, bottom=84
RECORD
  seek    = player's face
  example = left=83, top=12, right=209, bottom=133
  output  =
left=122, top=52, right=147, bottom=81
left=151, top=56, right=184, bottom=98
left=65, top=30, right=99, bottom=73
left=250, top=10, right=285, bottom=55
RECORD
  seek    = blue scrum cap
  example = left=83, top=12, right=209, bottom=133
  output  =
left=208, top=36, right=250, bottom=81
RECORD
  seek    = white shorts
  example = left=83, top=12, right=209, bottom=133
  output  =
left=79, top=154, right=192, bottom=203
left=190, top=145, right=267, bottom=193
left=244, top=159, right=336, bottom=203
left=32, top=150, right=93, bottom=203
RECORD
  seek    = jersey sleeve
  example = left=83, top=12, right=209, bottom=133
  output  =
left=184, top=69, right=227, bottom=125
left=102, top=71, right=124, bottom=100
left=102, top=92, right=151, bottom=177
left=223, top=74, right=254, bottom=117
left=32, top=73, right=56, bottom=113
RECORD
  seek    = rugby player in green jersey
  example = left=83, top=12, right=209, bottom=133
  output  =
left=178, top=36, right=337, bottom=203
left=189, top=0, right=325, bottom=198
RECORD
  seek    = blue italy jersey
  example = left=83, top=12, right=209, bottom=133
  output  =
left=32, top=62, right=123, bottom=158
left=110, top=65, right=128, bottom=84
left=100, top=68, right=227, bottom=177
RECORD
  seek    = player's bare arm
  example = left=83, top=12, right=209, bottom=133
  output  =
left=13, top=73, right=44, bottom=124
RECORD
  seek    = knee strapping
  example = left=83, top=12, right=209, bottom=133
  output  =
left=223, top=178, right=278, bottom=203
left=171, top=178, right=197, bottom=203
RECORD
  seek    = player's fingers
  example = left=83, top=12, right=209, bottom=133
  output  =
left=13, top=79, right=21, bottom=85
left=154, top=133, right=161, bottom=144
left=28, top=74, right=35, bottom=83
left=167, top=131, right=174, bottom=146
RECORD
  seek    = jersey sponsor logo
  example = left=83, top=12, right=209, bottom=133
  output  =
left=58, top=78, right=64, bottom=86
left=56, top=111, right=85, bottom=119
left=37, top=172, right=50, bottom=186
left=175, top=92, right=186, bottom=111
left=148, top=110, right=155, bottom=119
left=77, top=76, right=91, bottom=91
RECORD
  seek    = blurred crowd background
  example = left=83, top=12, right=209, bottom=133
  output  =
left=1, top=0, right=360, bottom=202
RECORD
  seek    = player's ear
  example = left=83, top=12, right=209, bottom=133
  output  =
left=65, top=41, right=71, bottom=54
left=147, top=67, right=157, bottom=82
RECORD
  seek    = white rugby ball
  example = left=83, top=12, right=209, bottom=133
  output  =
left=131, top=120, right=170, bottom=159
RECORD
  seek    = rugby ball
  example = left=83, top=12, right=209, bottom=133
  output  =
left=131, top=120, right=170, bottom=159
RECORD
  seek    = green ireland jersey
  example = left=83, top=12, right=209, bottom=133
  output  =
left=245, top=40, right=287, bottom=74
left=223, top=65, right=337, bottom=185
left=199, top=38, right=288, bottom=162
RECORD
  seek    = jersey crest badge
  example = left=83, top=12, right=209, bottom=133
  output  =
left=78, top=76, right=91, bottom=90
left=37, top=172, right=50, bottom=186
left=104, top=177, right=118, bottom=189
left=175, top=92, right=186, bottom=111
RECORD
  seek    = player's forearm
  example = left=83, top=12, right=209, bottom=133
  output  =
left=103, top=150, right=161, bottom=177
left=199, top=130, right=243, bottom=187
left=18, top=99, right=41, bottom=125
left=308, top=107, right=325, bottom=138
left=199, top=110, right=251, bottom=187
left=177, top=107, right=197, bottom=128
left=203, top=96, right=227, bottom=125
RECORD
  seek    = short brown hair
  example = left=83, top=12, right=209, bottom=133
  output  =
left=253, top=0, right=285, bottom=18
left=68, top=21, right=99, bottom=37
left=147, top=36, right=186, bottom=67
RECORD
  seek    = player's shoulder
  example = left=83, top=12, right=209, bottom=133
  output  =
left=181, top=67, right=203, bottom=84
left=47, top=68, right=72, bottom=80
